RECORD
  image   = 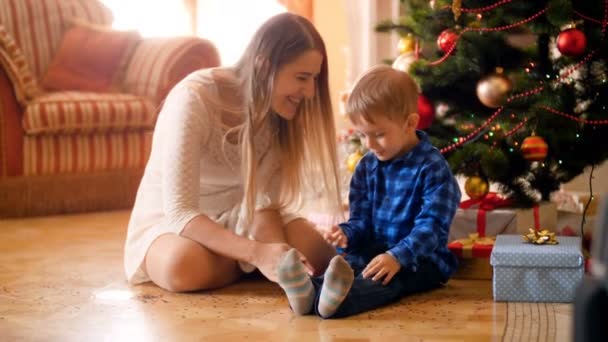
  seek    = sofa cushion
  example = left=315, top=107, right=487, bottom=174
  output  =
left=41, top=20, right=141, bottom=93
left=0, top=0, right=113, bottom=81
left=0, top=0, right=112, bottom=80
left=23, top=92, right=157, bottom=135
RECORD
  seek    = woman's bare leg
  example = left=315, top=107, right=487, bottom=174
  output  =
left=249, top=210, right=336, bottom=276
left=249, top=210, right=287, bottom=243
left=145, top=234, right=242, bottom=292
left=284, top=218, right=337, bottom=276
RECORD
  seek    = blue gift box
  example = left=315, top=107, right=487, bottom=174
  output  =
left=490, top=235, right=584, bottom=302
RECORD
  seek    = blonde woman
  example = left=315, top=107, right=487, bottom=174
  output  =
left=124, top=13, right=342, bottom=292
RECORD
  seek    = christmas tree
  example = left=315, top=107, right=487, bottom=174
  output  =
left=376, top=0, right=608, bottom=207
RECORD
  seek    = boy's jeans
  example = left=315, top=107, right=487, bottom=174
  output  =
left=310, top=253, right=446, bottom=319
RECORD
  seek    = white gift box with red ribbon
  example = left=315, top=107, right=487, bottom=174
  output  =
left=449, top=193, right=557, bottom=241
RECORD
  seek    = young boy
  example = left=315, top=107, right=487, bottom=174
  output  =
left=276, top=64, right=461, bottom=319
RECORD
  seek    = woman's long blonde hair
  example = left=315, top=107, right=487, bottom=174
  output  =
left=230, top=12, right=342, bottom=224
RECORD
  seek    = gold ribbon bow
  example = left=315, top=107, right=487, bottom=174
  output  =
left=456, top=233, right=495, bottom=258
left=522, top=228, right=559, bottom=245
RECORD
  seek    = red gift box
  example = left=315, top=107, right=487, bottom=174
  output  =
left=448, top=233, right=495, bottom=280
left=448, top=233, right=495, bottom=258
left=448, top=193, right=508, bottom=280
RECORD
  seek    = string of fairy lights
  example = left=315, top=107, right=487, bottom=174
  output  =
left=342, top=0, right=607, bottom=196
left=430, top=7, right=549, bottom=66
left=456, top=0, right=513, bottom=13
left=375, top=0, right=607, bottom=237
left=407, top=1, right=608, bottom=156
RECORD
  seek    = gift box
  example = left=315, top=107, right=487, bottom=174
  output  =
left=449, top=197, right=557, bottom=241
left=451, top=257, right=494, bottom=280
left=448, top=233, right=495, bottom=280
left=448, top=233, right=494, bottom=258
left=552, top=191, right=600, bottom=247
left=490, top=235, right=584, bottom=302
left=447, top=195, right=557, bottom=280
left=551, top=190, right=601, bottom=216
left=557, top=212, right=595, bottom=243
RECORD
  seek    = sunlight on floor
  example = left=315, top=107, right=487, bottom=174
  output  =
left=93, top=289, right=134, bottom=302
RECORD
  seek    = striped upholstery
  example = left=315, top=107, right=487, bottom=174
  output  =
left=124, top=37, right=221, bottom=104
left=0, top=0, right=112, bottom=82
left=23, top=131, right=152, bottom=176
left=0, top=25, right=40, bottom=103
left=0, top=0, right=221, bottom=215
left=0, top=67, right=23, bottom=177
left=23, top=92, right=156, bottom=135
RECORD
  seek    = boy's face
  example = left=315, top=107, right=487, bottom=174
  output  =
left=352, top=113, right=419, bottom=161
left=271, top=49, right=323, bottom=120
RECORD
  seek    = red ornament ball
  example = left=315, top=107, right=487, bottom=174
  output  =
left=437, top=29, right=458, bottom=53
left=417, top=94, right=434, bottom=129
left=557, top=28, right=587, bottom=57
left=521, top=136, right=548, bottom=161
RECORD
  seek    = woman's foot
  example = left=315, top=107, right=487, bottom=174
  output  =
left=318, top=254, right=354, bottom=318
left=277, top=248, right=315, bottom=315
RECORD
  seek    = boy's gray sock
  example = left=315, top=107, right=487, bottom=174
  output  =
left=318, top=254, right=354, bottom=318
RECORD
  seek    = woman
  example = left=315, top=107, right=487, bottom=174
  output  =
left=124, top=13, right=342, bottom=292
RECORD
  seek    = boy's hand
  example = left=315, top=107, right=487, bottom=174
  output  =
left=323, top=225, right=348, bottom=248
left=362, top=253, right=401, bottom=285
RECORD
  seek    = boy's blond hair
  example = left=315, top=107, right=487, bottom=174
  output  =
left=346, top=64, right=419, bottom=124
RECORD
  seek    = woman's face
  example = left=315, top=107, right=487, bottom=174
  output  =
left=271, top=49, right=323, bottom=120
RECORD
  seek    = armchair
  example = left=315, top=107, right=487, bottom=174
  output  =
left=0, top=0, right=220, bottom=217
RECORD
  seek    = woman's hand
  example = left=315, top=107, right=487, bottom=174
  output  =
left=251, top=242, right=312, bottom=283
left=362, top=253, right=401, bottom=285
left=322, top=225, right=348, bottom=248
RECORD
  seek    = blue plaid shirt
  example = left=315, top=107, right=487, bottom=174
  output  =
left=339, top=131, right=460, bottom=279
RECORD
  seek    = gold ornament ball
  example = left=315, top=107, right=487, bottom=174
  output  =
left=476, top=73, right=512, bottom=108
left=398, top=34, right=416, bottom=54
left=346, top=150, right=363, bottom=173
left=465, top=176, right=490, bottom=200
left=392, top=52, right=417, bottom=73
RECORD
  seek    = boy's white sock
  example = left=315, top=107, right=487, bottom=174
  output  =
left=277, top=248, right=315, bottom=315
left=318, top=254, right=354, bottom=318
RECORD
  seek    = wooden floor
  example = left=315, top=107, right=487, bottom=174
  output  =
left=0, top=211, right=573, bottom=341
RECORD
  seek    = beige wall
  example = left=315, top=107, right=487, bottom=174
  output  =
left=562, top=161, right=608, bottom=195
left=313, top=1, right=350, bottom=131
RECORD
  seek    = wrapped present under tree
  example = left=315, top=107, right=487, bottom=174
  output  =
left=449, top=193, right=557, bottom=241
left=490, top=235, right=584, bottom=303
left=448, top=193, right=557, bottom=280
